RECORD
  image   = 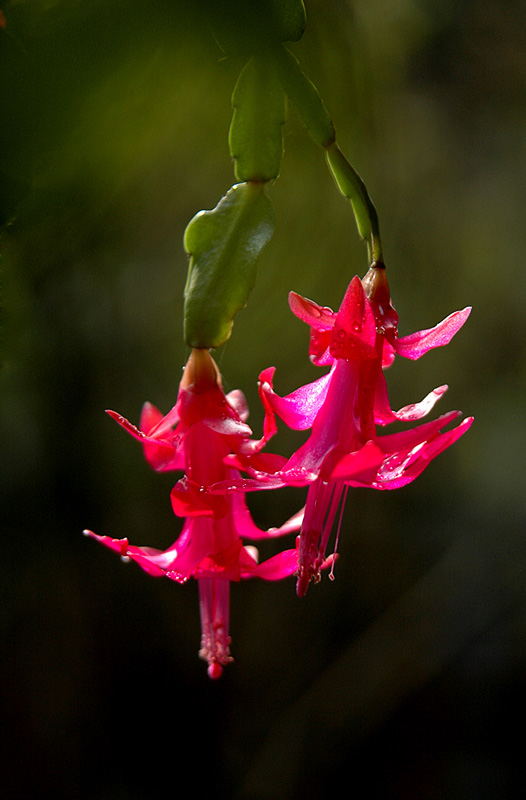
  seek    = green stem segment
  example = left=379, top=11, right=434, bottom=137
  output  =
left=272, top=44, right=382, bottom=265
left=325, top=142, right=383, bottom=264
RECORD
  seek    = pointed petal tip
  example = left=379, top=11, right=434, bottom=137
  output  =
left=289, top=291, right=335, bottom=329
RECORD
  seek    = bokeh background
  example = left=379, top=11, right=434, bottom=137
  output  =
left=2, top=1, right=525, bottom=798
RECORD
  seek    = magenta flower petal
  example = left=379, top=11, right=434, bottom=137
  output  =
left=375, top=416, right=474, bottom=489
left=329, top=276, right=377, bottom=360
left=202, top=415, right=253, bottom=438
left=308, top=327, right=334, bottom=366
left=288, top=292, right=338, bottom=366
left=329, top=440, right=386, bottom=482
left=382, top=340, right=396, bottom=368
left=229, top=488, right=303, bottom=541
left=374, top=373, right=449, bottom=425
left=140, top=400, right=180, bottom=437
left=269, top=507, right=305, bottom=535
left=139, top=401, right=164, bottom=432
left=395, top=307, right=472, bottom=360
left=289, top=291, right=335, bottom=330
left=106, top=408, right=186, bottom=472
left=83, top=530, right=176, bottom=577
left=225, top=389, right=250, bottom=422
left=249, top=548, right=299, bottom=580
left=391, top=385, right=449, bottom=422
left=259, top=366, right=333, bottom=431
left=374, top=410, right=461, bottom=453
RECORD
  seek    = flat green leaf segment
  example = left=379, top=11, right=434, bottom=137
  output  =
left=229, top=54, right=286, bottom=182
left=184, top=183, right=275, bottom=348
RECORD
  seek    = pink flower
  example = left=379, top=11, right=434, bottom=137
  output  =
left=219, top=266, right=473, bottom=596
left=85, top=348, right=302, bottom=678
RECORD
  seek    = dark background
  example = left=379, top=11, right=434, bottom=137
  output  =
left=1, top=1, right=525, bottom=798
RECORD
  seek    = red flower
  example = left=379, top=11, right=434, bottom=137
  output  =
left=218, top=267, right=473, bottom=596
left=85, top=349, right=302, bottom=678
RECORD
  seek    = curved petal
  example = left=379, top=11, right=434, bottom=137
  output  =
left=139, top=401, right=165, bottom=433
left=374, top=373, right=449, bottom=425
left=171, top=476, right=228, bottom=518
left=248, top=548, right=299, bottom=580
left=225, top=451, right=288, bottom=475
left=395, top=307, right=471, bottom=360
left=106, top=408, right=186, bottom=472
left=309, top=328, right=334, bottom=366
left=83, top=530, right=181, bottom=578
left=226, top=389, right=250, bottom=422
left=329, top=440, right=386, bottom=483
left=375, top=410, right=461, bottom=454
left=268, top=507, right=305, bottom=535
left=203, top=415, right=253, bottom=438
left=141, top=400, right=180, bottom=437
left=210, top=474, right=291, bottom=493
left=289, top=291, right=335, bottom=330
left=229, top=489, right=303, bottom=540
left=382, top=340, right=396, bottom=368
left=393, top=385, right=449, bottom=422
left=374, top=416, right=474, bottom=489
left=259, top=366, right=334, bottom=431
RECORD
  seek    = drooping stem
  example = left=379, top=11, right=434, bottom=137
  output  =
left=271, top=42, right=384, bottom=267
left=325, top=142, right=383, bottom=264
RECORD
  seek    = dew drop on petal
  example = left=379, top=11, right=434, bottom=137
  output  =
left=244, top=545, right=259, bottom=562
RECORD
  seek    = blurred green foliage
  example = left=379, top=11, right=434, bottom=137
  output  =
left=1, top=1, right=526, bottom=799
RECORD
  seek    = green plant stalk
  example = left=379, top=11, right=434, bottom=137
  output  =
left=325, top=142, right=383, bottom=264
left=272, top=43, right=383, bottom=266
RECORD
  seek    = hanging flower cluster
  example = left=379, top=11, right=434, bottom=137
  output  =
left=85, top=266, right=472, bottom=676
left=216, top=264, right=473, bottom=596
left=85, top=348, right=314, bottom=678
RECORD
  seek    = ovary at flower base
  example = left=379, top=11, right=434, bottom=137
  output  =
left=220, top=265, right=473, bottom=597
left=84, top=348, right=306, bottom=678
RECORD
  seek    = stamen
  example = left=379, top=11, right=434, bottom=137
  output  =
left=329, top=485, right=348, bottom=580
left=319, top=480, right=346, bottom=558
left=198, top=578, right=233, bottom=678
